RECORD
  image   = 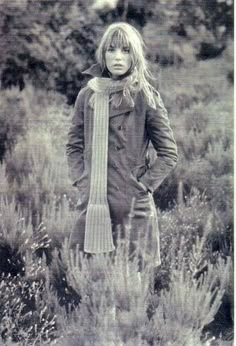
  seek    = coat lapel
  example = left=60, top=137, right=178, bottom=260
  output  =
left=110, top=97, right=134, bottom=118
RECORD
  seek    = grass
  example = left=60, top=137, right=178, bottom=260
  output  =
left=0, top=187, right=233, bottom=345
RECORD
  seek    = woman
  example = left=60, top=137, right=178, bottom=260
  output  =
left=66, top=22, right=178, bottom=267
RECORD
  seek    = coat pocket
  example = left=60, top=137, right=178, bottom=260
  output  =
left=130, top=168, right=148, bottom=196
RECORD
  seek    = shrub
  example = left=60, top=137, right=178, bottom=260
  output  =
left=0, top=275, right=57, bottom=345
left=158, top=190, right=232, bottom=293
left=143, top=22, right=188, bottom=67
left=145, top=256, right=231, bottom=346
left=150, top=58, right=233, bottom=219
left=3, top=84, right=78, bottom=220
left=0, top=197, right=58, bottom=345
left=52, top=224, right=231, bottom=345
left=0, top=190, right=232, bottom=345
left=0, top=88, right=28, bottom=161
left=4, top=130, right=58, bottom=221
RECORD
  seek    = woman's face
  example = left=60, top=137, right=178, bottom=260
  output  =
left=105, top=44, right=132, bottom=79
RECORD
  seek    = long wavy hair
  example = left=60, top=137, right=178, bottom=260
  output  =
left=96, top=22, right=161, bottom=110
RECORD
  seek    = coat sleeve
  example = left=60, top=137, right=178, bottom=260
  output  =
left=66, top=88, right=86, bottom=186
left=139, top=93, right=178, bottom=193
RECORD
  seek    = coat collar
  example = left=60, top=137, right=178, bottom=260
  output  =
left=82, top=63, right=104, bottom=77
left=83, top=63, right=135, bottom=118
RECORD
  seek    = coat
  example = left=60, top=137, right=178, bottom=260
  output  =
left=66, top=64, right=178, bottom=267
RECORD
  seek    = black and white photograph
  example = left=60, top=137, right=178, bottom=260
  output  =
left=0, top=0, right=234, bottom=345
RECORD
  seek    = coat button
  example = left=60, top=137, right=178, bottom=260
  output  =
left=116, top=145, right=122, bottom=151
left=118, top=125, right=126, bottom=131
left=115, top=186, right=120, bottom=191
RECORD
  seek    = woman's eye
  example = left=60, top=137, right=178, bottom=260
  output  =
left=107, top=46, right=115, bottom=52
left=123, top=47, right=130, bottom=53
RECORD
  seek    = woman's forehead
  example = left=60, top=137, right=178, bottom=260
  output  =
left=107, top=30, right=130, bottom=47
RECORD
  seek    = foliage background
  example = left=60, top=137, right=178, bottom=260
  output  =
left=0, top=0, right=234, bottom=345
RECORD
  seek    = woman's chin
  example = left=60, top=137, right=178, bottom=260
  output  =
left=111, top=71, right=131, bottom=80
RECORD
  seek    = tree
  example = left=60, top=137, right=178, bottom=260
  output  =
left=0, top=0, right=102, bottom=104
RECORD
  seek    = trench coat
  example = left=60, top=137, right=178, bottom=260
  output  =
left=66, top=64, right=178, bottom=267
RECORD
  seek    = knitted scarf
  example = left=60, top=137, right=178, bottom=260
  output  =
left=84, top=76, right=136, bottom=253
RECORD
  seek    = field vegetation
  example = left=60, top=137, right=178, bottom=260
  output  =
left=0, top=0, right=233, bottom=344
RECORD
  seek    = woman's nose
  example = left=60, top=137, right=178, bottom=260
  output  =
left=114, top=49, right=123, bottom=60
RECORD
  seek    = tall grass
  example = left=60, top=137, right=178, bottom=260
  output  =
left=0, top=186, right=232, bottom=345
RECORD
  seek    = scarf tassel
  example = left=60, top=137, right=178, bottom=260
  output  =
left=84, top=203, right=115, bottom=253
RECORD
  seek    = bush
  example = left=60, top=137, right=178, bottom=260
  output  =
left=150, top=58, right=233, bottom=218
left=52, top=226, right=231, bottom=345
left=4, top=129, right=76, bottom=226
left=145, top=256, right=231, bottom=346
left=0, top=197, right=57, bottom=345
left=143, top=23, right=188, bottom=67
left=2, top=85, right=78, bottom=221
left=0, top=186, right=233, bottom=344
left=0, top=88, right=28, bottom=161
left=0, top=275, right=57, bottom=344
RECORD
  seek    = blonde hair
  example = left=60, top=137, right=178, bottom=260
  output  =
left=96, top=22, right=160, bottom=109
